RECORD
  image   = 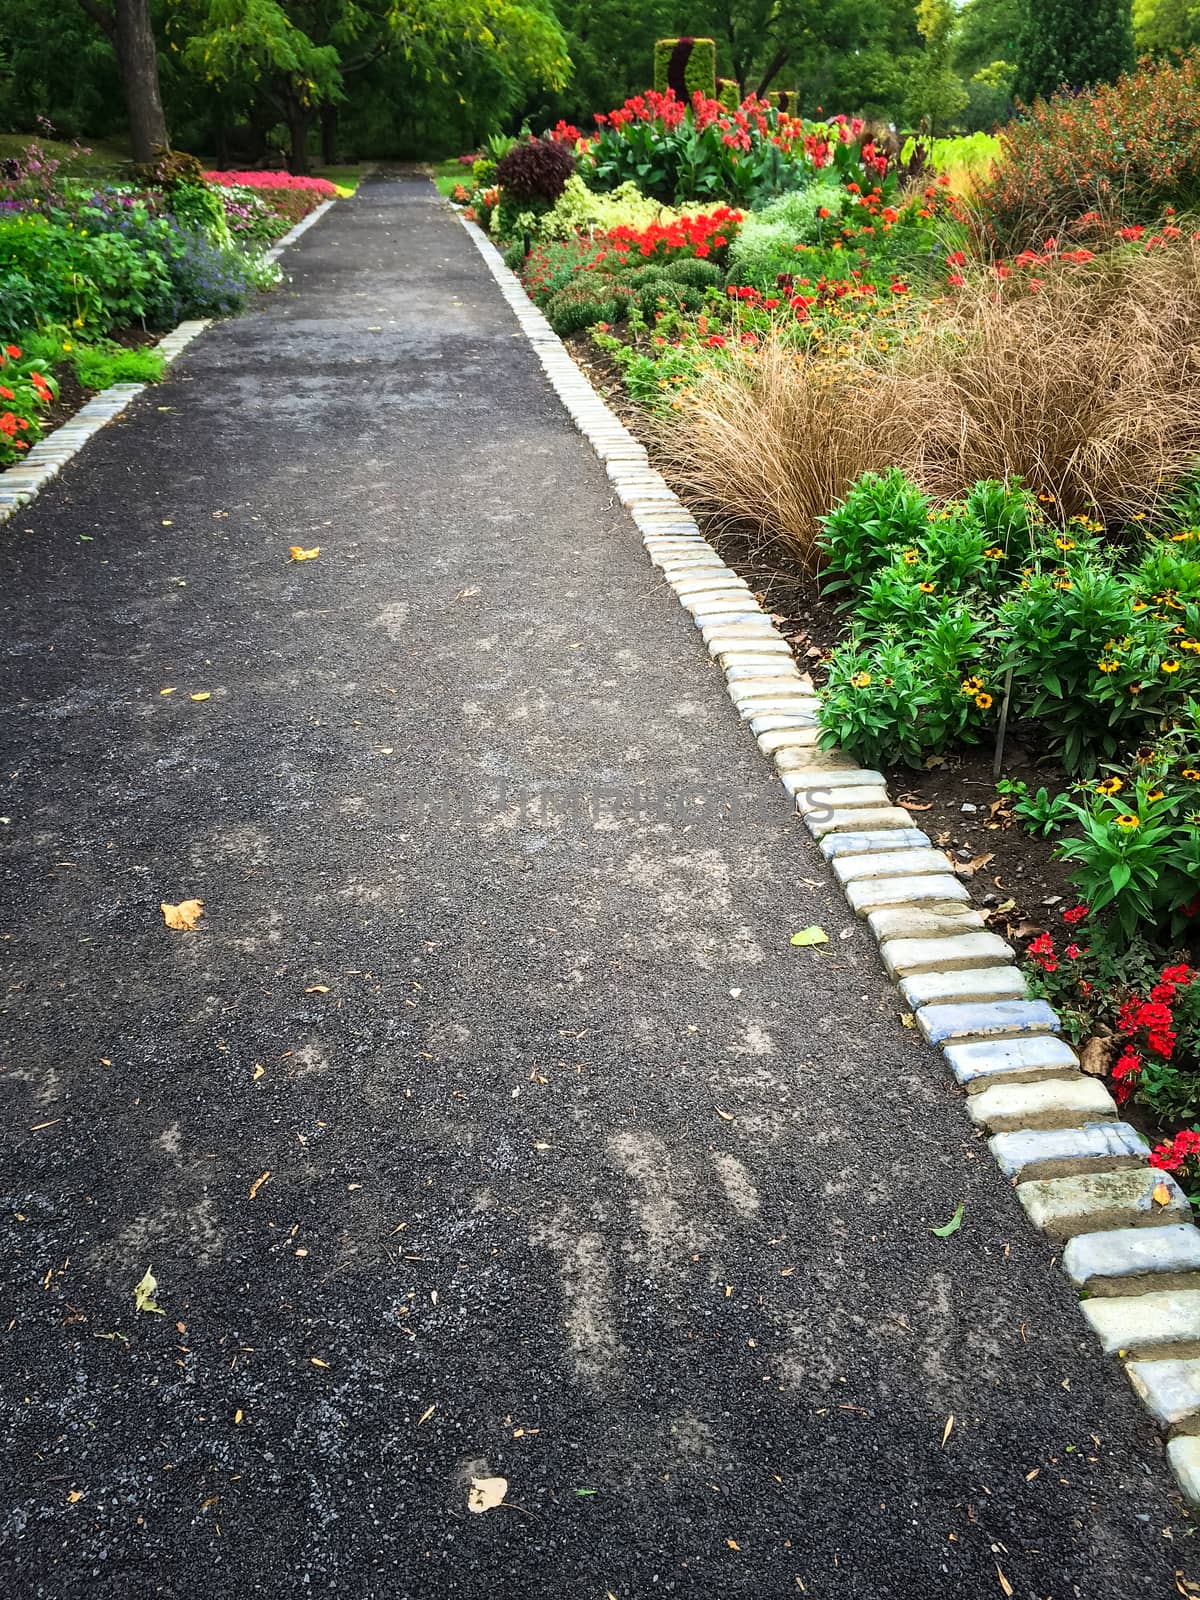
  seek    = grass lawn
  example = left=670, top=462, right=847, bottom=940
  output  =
left=312, top=164, right=368, bottom=193
left=0, top=131, right=131, bottom=178
left=431, top=158, right=470, bottom=197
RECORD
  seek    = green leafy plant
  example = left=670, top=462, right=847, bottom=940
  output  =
left=996, top=777, right=1075, bottom=837
left=1056, top=780, right=1200, bottom=938
left=818, top=468, right=934, bottom=601
left=71, top=342, right=165, bottom=389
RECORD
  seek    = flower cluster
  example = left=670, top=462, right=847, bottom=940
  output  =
left=0, top=341, right=57, bottom=465
left=604, top=207, right=741, bottom=263
left=1112, top=962, right=1195, bottom=1103
left=204, top=171, right=338, bottom=196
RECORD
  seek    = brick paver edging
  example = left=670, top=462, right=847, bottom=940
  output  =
left=0, top=197, right=337, bottom=528
left=458, top=209, right=1200, bottom=1505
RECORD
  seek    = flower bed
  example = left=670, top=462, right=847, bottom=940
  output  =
left=0, top=145, right=315, bottom=477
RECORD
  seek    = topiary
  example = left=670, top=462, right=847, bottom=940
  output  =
left=653, top=37, right=717, bottom=102
left=494, top=138, right=576, bottom=204
left=717, top=78, right=740, bottom=112
left=661, top=257, right=720, bottom=288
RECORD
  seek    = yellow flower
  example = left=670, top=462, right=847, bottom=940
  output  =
left=62, top=341, right=72, bottom=353
left=1054, top=579, right=1072, bottom=590
left=1132, top=600, right=1148, bottom=612
left=73, top=317, right=84, bottom=328
left=1115, top=814, right=1141, bottom=829
left=1095, top=777, right=1123, bottom=795
left=1162, top=660, right=1181, bottom=673
left=1147, top=789, right=1165, bottom=802
left=1055, top=536, right=1075, bottom=551
left=1183, top=768, right=1200, bottom=781
left=850, top=671, right=872, bottom=688
left=983, top=546, right=1004, bottom=559
left=918, top=581, right=936, bottom=593
left=902, top=549, right=920, bottom=564
left=1097, top=658, right=1119, bottom=673
left=974, top=692, right=993, bottom=710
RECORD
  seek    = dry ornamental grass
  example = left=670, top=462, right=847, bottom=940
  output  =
left=653, top=239, right=1200, bottom=570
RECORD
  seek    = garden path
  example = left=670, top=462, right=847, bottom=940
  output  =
left=0, top=173, right=1188, bottom=1597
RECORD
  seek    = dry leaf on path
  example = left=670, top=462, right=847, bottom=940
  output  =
left=1079, top=1035, right=1116, bottom=1078
left=467, top=1476, right=507, bottom=1514
left=715, top=1108, right=734, bottom=1122
left=941, top=1414, right=955, bottom=1448
left=305, top=985, right=330, bottom=995
left=289, top=546, right=320, bottom=562
left=790, top=926, right=828, bottom=947
left=161, top=899, right=204, bottom=932
left=190, top=692, right=211, bottom=702
left=1153, top=1180, right=1173, bottom=1207
left=134, top=1267, right=164, bottom=1315
left=249, top=1171, right=270, bottom=1201
left=996, top=1564, right=1013, bottom=1597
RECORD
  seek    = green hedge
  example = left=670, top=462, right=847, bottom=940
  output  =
left=766, top=90, right=799, bottom=112
left=653, top=37, right=717, bottom=103
left=717, top=79, right=740, bottom=112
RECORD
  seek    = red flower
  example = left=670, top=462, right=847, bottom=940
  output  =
left=1063, top=905, right=1089, bottom=924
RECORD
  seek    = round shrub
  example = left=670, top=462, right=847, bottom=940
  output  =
left=545, top=284, right=619, bottom=335
left=662, top=257, right=720, bottom=288
left=494, top=138, right=576, bottom=204
left=637, top=277, right=705, bottom=315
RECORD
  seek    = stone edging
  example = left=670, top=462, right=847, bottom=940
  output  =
left=0, top=197, right=337, bottom=527
left=457, top=210, right=1200, bottom=1506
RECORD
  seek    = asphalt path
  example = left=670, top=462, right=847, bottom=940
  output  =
left=0, top=174, right=1191, bottom=1598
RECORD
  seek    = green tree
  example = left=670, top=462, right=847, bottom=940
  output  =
left=905, top=0, right=967, bottom=131
left=1014, top=0, right=1134, bottom=102
left=1133, top=0, right=1200, bottom=50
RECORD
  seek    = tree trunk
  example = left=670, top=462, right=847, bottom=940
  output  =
left=320, top=104, right=338, bottom=167
left=77, top=0, right=169, bottom=162
left=114, top=0, right=168, bottom=162
left=286, top=100, right=313, bottom=174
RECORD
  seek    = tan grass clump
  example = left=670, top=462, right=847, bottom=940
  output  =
left=650, top=337, right=896, bottom=568
left=654, top=241, right=1200, bottom=571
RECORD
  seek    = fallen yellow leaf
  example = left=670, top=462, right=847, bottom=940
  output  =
left=289, top=546, right=320, bottom=562
left=941, top=1413, right=955, bottom=1448
left=418, top=1404, right=436, bottom=1425
left=249, top=1171, right=270, bottom=1201
left=159, top=687, right=176, bottom=697
left=190, top=691, right=211, bottom=702
left=252, top=1064, right=265, bottom=1081
left=234, top=1409, right=243, bottom=1424
left=715, top=1108, right=734, bottom=1122
left=67, top=1490, right=83, bottom=1504
left=305, top=985, right=330, bottom=995
left=467, top=1476, right=506, bottom=1514
left=134, top=1266, right=164, bottom=1315
left=996, top=1564, right=1013, bottom=1597
left=161, top=899, right=204, bottom=932
left=1153, top=1180, right=1172, bottom=1207
left=727, top=1539, right=741, bottom=1552
left=310, top=1357, right=329, bottom=1369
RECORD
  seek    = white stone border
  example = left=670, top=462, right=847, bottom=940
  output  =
left=0, top=195, right=338, bottom=526
left=458, top=210, right=1200, bottom=1505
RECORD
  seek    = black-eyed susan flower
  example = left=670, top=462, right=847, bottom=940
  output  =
left=1055, top=536, right=1075, bottom=551
left=975, top=692, right=993, bottom=710
left=1095, top=777, right=1123, bottom=795
left=850, top=671, right=872, bottom=688
left=1162, top=660, right=1181, bottom=673
left=918, top=581, right=936, bottom=593
left=1183, top=768, right=1200, bottom=782
left=983, top=546, right=1004, bottom=559
left=1115, top=814, right=1141, bottom=829
left=1097, top=658, right=1119, bottom=673
left=1147, top=789, right=1165, bottom=802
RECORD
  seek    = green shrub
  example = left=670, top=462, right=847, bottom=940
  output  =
left=534, top=176, right=677, bottom=241
left=725, top=184, right=842, bottom=289
left=818, top=611, right=996, bottom=769
left=717, top=79, right=740, bottom=112
left=544, top=284, right=620, bottom=335
left=817, top=468, right=934, bottom=599
left=637, top=277, right=705, bottom=316
left=1057, top=781, right=1200, bottom=939
left=653, top=36, right=717, bottom=102
left=661, top=256, right=720, bottom=288
left=998, top=558, right=1198, bottom=773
